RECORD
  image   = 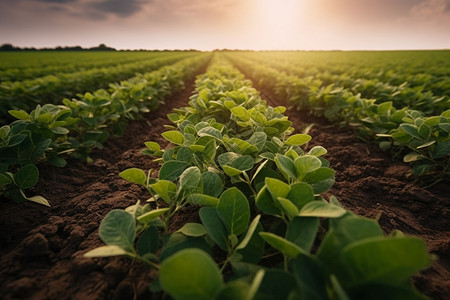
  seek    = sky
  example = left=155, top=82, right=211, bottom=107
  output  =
left=0, top=0, right=449, bottom=50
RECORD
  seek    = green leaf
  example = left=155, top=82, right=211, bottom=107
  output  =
left=299, top=201, right=346, bottom=218
left=159, top=161, right=189, bottom=181
left=294, top=155, right=322, bottom=180
left=275, top=154, right=297, bottom=180
left=0, top=173, right=12, bottom=186
left=265, top=177, right=290, bottom=199
left=400, top=124, right=421, bottom=140
left=99, top=210, right=135, bottom=252
left=145, top=141, right=160, bottom=151
left=200, top=207, right=229, bottom=251
left=307, top=146, right=328, bottom=157
left=14, top=164, right=39, bottom=189
left=217, top=187, right=250, bottom=236
left=286, top=134, right=311, bottom=146
left=255, top=186, right=282, bottom=215
left=231, top=106, right=250, bottom=121
left=222, top=165, right=243, bottom=177
left=162, top=130, right=185, bottom=145
left=177, top=147, right=192, bottom=163
left=160, top=249, right=223, bottom=300
left=202, top=171, right=223, bottom=197
left=177, top=223, right=207, bottom=237
left=286, top=217, right=319, bottom=252
left=287, top=182, right=315, bottom=210
left=293, top=254, right=329, bottom=300
left=137, top=208, right=170, bottom=224
left=84, top=245, right=130, bottom=258
left=341, top=236, right=433, bottom=286
left=137, top=226, right=159, bottom=255
left=198, top=126, right=222, bottom=140
left=9, top=110, right=30, bottom=120
left=25, top=195, right=50, bottom=207
left=236, top=215, right=261, bottom=250
left=179, top=166, right=201, bottom=191
left=259, top=232, right=307, bottom=258
left=277, top=197, right=300, bottom=218
left=119, top=168, right=146, bottom=186
left=150, top=180, right=177, bottom=203
left=187, top=193, right=220, bottom=207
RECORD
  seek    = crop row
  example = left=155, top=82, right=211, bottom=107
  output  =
left=233, top=52, right=449, bottom=114
left=0, top=53, right=210, bottom=206
left=226, top=53, right=450, bottom=182
left=0, top=52, right=174, bottom=82
left=0, top=52, right=201, bottom=122
left=85, top=56, right=432, bottom=300
left=235, top=51, right=450, bottom=97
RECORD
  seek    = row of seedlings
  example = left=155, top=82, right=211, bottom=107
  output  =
left=86, top=59, right=433, bottom=300
left=0, top=53, right=211, bottom=205
left=226, top=53, right=450, bottom=182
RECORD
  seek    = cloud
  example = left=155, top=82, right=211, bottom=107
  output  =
left=89, top=0, right=148, bottom=18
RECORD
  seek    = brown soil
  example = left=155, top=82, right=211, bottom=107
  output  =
left=1, top=70, right=449, bottom=300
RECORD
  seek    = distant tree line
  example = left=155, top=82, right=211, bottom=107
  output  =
left=0, top=43, right=117, bottom=51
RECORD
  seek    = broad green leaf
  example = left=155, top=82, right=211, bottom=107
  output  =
left=99, top=210, right=135, bottom=252
left=231, top=106, right=250, bottom=121
left=340, top=236, right=433, bottom=286
left=259, top=232, right=307, bottom=258
left=403, top=152, right=422, bottom=162
left=150, top=180, right=177, bottom=203
left=0, top=173, right=12, bottom=186
left=159, top=232, right=211, bottom=262
left=236, top=215, right=261, bottom=250
left=255, top=186, right=282, bottom=215
left=286, top=217, right=319, bottom=252
left=203, top=139, right=216, bottom=163
left=293, top=254, right=329, bottom=300
left=223, top=165, right=242, bottom=176
left=286, top=134, right=311, bottom=146
left=145, top=141, right=160, bottom=151
left=137, top=208, right=170, bottom=224
left=257, top=269, right=297, bottom=300
left=287, top=182, right=314, bottom=210
left=9, top=110, right=30, bottom=120
left=202, top=171, right=223, bottom=197
left=432, top=141, right=450, bottom=158
left=119, top=168, right=146, bottom=186
left=187, top=193, right=219, bottom=207
left=275, top=154, right=297, bottom=180
left=200, top=207, right=229, bottom=251
left=247, top=131, right=267, bottom=152
left=50, top=127, right=69, bottom=135
left=277, top=197, right=300, bottom=218
left=400, top=124, right=421, bottom=140
left=177, top=223, right=207, bottom=237
left=299, top=201, right=346, bottom=218
left=162, top=130, right=185, bottom=145
left=137, top=226, right=159, bottom=255
left=317, top=215, right=384, bottom=271
left=160, top=249, right=223, bottom=300
left=177, top=147, right=192, bottom=163
left=265, top=177, right=290, bottom=199
left=159, top=161, right=188, bottom=181
left=216, top=281, right=250, bottom=300
left=179, top=166, right=201, bottom=190
left=294, top=155, right=322, bottom=180
left=230, top=155, right=254, bottom=171
left=84, top=245, right=130, bottom=258
left=198, top=126, right=222, bottom=140
left=217, top=187, right=250, bottom=236
left=14, top=164, right=39, bottom=189
left=307, top=146, right=328, bottom=157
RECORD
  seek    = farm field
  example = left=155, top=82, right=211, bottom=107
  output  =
left=0, top=51, right=449, bottom=300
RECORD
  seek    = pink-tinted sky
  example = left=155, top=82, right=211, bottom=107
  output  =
left=1, top=0, right=449, bottom=50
